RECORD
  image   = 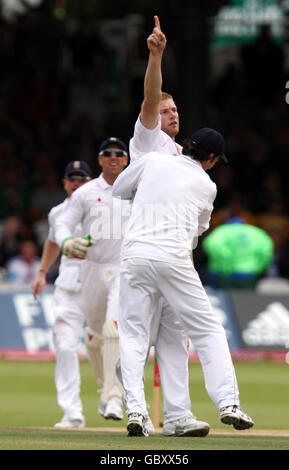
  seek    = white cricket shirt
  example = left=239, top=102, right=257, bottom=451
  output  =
left=55, top=174, right=131, bottom=265
left=48, top=198, right=83, bottom=291
left=113, top=152, right=217, bottom=263
left=129, top=115, right=182, bottom=162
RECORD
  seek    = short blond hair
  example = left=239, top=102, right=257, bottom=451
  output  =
left=161, top=92, right=174, bottom=101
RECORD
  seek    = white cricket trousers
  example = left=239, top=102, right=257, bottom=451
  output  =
left=118, top=258, right=240, bottom=417
left=52, top=286, right=85, bottom=420
left=80, top=260, right=123, bottom=403
left=149, top=298, right=193, bottom=423
left=80, top=260, right=120, bottom=334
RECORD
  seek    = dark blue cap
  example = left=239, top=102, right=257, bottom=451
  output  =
left=190, top=127, right=228, bottom=163
left=99, top=137, right=128, bottom=153
left=64, top=160, right=92, bottom=177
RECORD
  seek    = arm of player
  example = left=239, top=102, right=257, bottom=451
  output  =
left=198, top=208, right=212, bottom=238
left=61, top=235, right=92, bottom=259
left=112, top=157, right=146, bottom=200
left=129, top=17, right=167, bottom=162
left=141, top=16, right=167, bottom=130
left=198, top=189, right=217, bottom=237
left=54, top=191, right=90, bottom=258
left=31, top=239, right=60, bottom=299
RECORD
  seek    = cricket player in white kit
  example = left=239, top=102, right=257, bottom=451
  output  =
left=125, top=15, right=206, bottom=436
left=113, top=127, right=254, bottom=437
left=54, top=138, right=130, bottom=421
left=32, top=160, right=92, bottom=428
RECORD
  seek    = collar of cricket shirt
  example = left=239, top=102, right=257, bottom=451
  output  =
left=183, top=155, right=204, bottom=170
left=97, top=173, right=112, bottom=190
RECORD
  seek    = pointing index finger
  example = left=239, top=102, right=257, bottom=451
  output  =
left=154, top=15, right=161, bottom=31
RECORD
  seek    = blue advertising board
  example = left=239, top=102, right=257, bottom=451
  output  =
left=0, top=285, right=244, bottom=354
left=1, top=285, right=288, bottom=356
left=0, top=286, right=55, bottom=351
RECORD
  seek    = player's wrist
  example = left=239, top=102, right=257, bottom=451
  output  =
left=149, top=49, right=164, bottom=59
left=61, top=236, right=74, bottom=255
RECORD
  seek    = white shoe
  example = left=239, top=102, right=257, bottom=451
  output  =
left=54, top=416, right=85, bottom=429
left=220, top=405, right=254, bottom=430
left=162, top=415, right=210, bottom=437
left=104, top=397, right=123, bottom=420
left=98, top=400, right=106, bottom=417
left=127, top=413, right=149, bottom=437
left=143, top=416, right=155, bottom=435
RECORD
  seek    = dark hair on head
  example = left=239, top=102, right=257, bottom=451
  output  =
left=182, top=139, right=212, bottom=162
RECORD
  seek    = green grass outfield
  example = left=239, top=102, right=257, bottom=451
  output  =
left=0, top=358, right=288, bottom=450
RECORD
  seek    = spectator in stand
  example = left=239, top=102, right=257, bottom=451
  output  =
left=0, top=164, right=30, bottom=220
left=257, top=199, right=289, bottom=242
left=235, top=142, right=270, bottom=212
left=263, top=227, right=288, bottom=279
left=240, top=23, right=284, bottom=109
left=211, top=165, right=235, bottom=211
left=210, top=192, right=257, bottom=231
left=29, top=168, right=65, bottom=222
left=57, top=114, right=100, bottom=174
left=256, top=200, right=289, bottom=279
left=30, top=151, right=56, bottom=188
left=5, top=239, right=41, bottom=284
left=16, top=66, right=57, bottom=126
left=0, top=215, right=26, bottom=267
left=249, top=170, right=286, bottom=215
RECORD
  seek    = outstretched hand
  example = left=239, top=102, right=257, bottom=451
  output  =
left=147, top=15, right=167, bottom=54
left=31, top=272, right=46, bottom=300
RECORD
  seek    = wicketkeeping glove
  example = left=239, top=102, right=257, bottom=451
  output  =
left=62, top=235, right=93, bottom=259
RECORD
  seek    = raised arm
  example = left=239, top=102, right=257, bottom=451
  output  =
left=141, top=16, right=167, bottom=130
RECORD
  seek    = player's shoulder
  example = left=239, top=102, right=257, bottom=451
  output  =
left=70, top=178, right=97, bottom=198
left=146, top=150, right=163, bottom=158
left=203, top=170, right=217, bottom=193
left=129, top=115, right=161, bottom=152
left=134, top=113, right=161, bottom=133
left=175, top=142, right=183, bottom=153
left=206, top=176, right=217, bottom=201
left=206, top=171, right=217, bottom=189
left=142, top=151, right=168, bottom=164
left=48, top=199, right=67, bottom=219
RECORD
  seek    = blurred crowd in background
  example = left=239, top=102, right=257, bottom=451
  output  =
left=1, top=0, right=289, bottom=287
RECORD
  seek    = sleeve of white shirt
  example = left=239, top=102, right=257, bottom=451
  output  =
left=198, top=207, right=213, bottom=237
left=197, top=187, right=217, bottom=237
left=129, top=115, right=162, bottom=162
left=113, top=157, right=147, bottom=200
left=54, top=192, right=84, bottom=247
left=47, top=209, right=56, bottom=243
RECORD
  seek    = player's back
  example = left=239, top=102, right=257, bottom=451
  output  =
left=133, top=152, right=212, bottom=207
left=122, top=152, right=216, bottom=263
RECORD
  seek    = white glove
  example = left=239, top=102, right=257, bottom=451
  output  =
left=62, top=236, right=91, bottom=259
